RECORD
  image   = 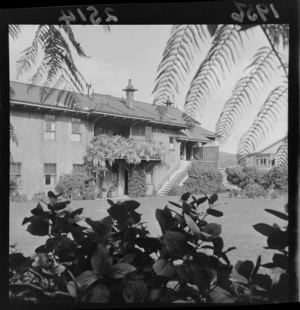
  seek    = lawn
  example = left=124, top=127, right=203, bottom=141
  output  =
left=9, top=194, right=287, bottom=268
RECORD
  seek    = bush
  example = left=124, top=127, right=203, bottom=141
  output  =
left=128, top=168, right=147, bottom=198
left=9, top=193, right=289, bottom=304
left=268, top=167, right=288, bottom=192
left=183, top=164, right=223, bottom=194
left=55, top=173, right=95, bottom=200
left=32, top=191, right=47, bottom=202
left=241, top=183, right=268, bottom=199
left=228, top=188, right=241, bottom=198
left=82, top=187, right=96, bottom=200
left=10, top=192, right=28, bottom=203
left=167, top=185, right=188, bottom=196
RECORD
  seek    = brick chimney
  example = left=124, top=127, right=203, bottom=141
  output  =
left=123, top=79, right=137, bottom=109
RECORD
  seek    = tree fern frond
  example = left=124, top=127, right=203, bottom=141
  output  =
left=60, top=25, right=87, bottom=57
left=215, top=47, right=283, bottom=145
left=261, top=24, right=289, bottom=49
left=275, top=137, right=288, bottom=174
left=153, top=25, right=209, bottom=113
left=9, top=25, right=22, bottom=40
left=184, top=25, right=246, bottom=122
left=236, top=86, right=287, bottom=166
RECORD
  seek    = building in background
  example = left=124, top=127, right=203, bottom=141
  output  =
left=10, top=80, right=219, bottom=199
left=247, top=137, right=287, bottom=169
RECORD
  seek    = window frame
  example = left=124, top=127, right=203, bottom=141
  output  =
left=10, top=162, right=22, bottom=187
left=169, top=136, right=175, bottom=151
left=44, top=163, right=57, bottom=186
left=145, top=126, right=153, bottom=141
left=44, top=114, right=56, bottom=140
left=73, top=164, right=84, bottom=174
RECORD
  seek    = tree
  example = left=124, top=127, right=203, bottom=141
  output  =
left=152, top=24, right=288, bottom=172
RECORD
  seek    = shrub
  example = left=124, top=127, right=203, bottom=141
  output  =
left=32, top=191, right=47, bottom=202
left=228, top=188, right=240, bottom=198
left=9, top=193, right=289, bottom=304
left=128, top=168, right=147, bottom=198
left=10, top=192, right=28, bottom=203
left=241, top=183, right=268, bottom=199
left=55, top=173, right=95, bottom=200
left=82, top=187, right=96, bottom=200
left=225, top=167, right=249, bottom=189
left=268, top=167, right=288, bottom=192
left=167, top=185, right=187, bottom=196
left=183, top=164, right=223, bottom=194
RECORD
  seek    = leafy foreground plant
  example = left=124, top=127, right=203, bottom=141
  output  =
left=9, top=194, right=289, bottom=304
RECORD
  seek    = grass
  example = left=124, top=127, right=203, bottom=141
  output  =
left=9, top=194, right=287, bottom=268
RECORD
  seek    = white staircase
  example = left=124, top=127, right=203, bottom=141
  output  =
left=157, top=160, right=191, bottom=196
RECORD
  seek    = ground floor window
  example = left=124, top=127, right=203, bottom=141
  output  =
left=169, top=136, right=175, bottom=150
left=10, top=162, right=22, bottom=187
left=44, top=163, right=56, bottom=185
left=255, top=154, right=272, bottom=168
left=73, top=164, right=84, bottom=174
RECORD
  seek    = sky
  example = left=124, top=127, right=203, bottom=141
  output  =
left=9, top=25, right=288, bottom=154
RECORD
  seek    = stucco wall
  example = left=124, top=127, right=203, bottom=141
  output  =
left=10, top=109, right=94, bottom=198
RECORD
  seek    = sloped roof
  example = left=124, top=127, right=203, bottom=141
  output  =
left=10, top=81, right=216, bottom=140
left=249, top=136, right=287, bottom=156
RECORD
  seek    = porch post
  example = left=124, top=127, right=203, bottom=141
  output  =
left=183, top=141, right=187, bottom=160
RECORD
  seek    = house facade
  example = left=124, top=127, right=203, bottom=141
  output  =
left=10, top=80, right=219, bottom=199
left=246, top=137, right=287, bottom=170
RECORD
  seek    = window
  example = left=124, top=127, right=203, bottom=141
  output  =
left=44, top=114, right=56, bottom=140
left=145, top=126, right=153, bottom=141
left=73, top=164, right=84, bottom=174
left=10, top=162, right=22, bottom=187
left=71, top=118, right=81, bottom=142
left=44, top=163, right=56, bottom=185
left=131, top=126, right=145, bottom=137
left=169, top=136, right=175, bottom=150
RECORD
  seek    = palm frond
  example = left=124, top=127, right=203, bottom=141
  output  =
left=275, top=137, right=288, bottom=174
left=215, top=47, right=283, bottom=145
left=237, top=86, right=287, bottom=166
left=153, top=25, right=209, bottom=110
left=184, top=25, right=246, bottom=122
left=9, top=25, right=22, bottom=40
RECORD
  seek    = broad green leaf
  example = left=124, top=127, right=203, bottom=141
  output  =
left=182, top=202, right=192, bottom=214
left=66, top=281, right=77, bottom=298
left=135, top=237, right=162, bottom=254
left=235, top=260, right=254, bottom=279
left=26, top=221, right=49, bottom=236
left=272, top=253, right=288, bottom=270
left=75, top=270, right=98, bottom=292
left=265, top=209, right=288, bottom=221
left=267, top=229, right=288, bottom=250
left=207, top=208, right=223, bottom=217
left=253, top=223, right=276, bottom=237
left=251, top=255, right=261, bottom=277
left=184, top=213, right=201, bottom=239
left=197, top=196, right=208, bottom=205
left=123, top=280, right=148, bottom=303
left=83, top=284, right=110, bottom=303
left=209, top=286, right=236, bottom=303
left=155, top=209, right=167, bottom=234
left=90, top=244, right=112, bottom=276
left=31, top=204, right=45, bottom=216
left=201, top=223, right=222, bottom=239
left=70, top=208, right=84, bottom=218
left=164, top=231, right=188, bottom=259
left=168, top=201, right=182, bottom=209
left=208, top=193, right=218, bottom=205
left=123, top=200, right=140, bottom=211
left=251, top=274, right=272, bottom=291
left=212, top=236, right=224, bottom=255
left=52, top=264, right=66, bottom=275
left=110, top=263, right=136, bottom=279
left=153, top=259, right=176, bottom=277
